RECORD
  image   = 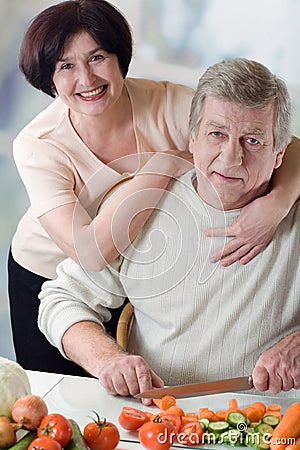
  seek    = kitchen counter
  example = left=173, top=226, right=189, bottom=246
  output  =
left=26, top=370, right=297, bottom=450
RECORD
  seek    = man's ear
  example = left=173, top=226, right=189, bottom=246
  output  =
left=189, top=135, right=195, bottom=154
left=274, top=145, right=287, bottom=169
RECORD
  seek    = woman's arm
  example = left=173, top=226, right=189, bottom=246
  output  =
left=207, top=136, right=300, bottom=266
left=39, top=151, right=193, bottom=271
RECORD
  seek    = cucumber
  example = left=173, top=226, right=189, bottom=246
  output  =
left=254, top=423, right=274, bottom=437
left=245, top=432, right=270, bottom=450
left=198, top=418, right=210, bottom=430
left=8, top=432, right=37, bottom=450
left=65, top=419, right=89, bottom=450
left=262, top=415, right=280, bottom=427
left=208, top=421, right=230, bottom=434
left=220, top=429, right=243, bottom=446
left=227, top=412, right=248, bottom=429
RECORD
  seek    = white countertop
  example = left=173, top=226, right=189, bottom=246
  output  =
left=26, top=370, right=297, bottom=450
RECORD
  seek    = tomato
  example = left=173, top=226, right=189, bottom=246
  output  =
left=29, top=437, right=62, bottom=450
left=83, top=418, right=120, bottom=450
left=139, top=416, right=175, bottom=450
left=118, top=406, right=147, bottom=431
left=38, top=414, right=72, bottom=447
left=177, top=421, right=204, bottom=446
left=160, top=413, right=182, bottom=433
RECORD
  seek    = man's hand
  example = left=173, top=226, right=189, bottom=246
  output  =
left=252, top=331, right=300, bottom=394
left=97, top=354, right=164, bottom=406
left=207, top=193, right=287, bottom=266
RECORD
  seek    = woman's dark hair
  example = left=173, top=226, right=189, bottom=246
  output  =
left=19, top=0, right=133, bottom=97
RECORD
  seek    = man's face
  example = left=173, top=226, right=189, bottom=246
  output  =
left=189, top=97, right=285, bottom=210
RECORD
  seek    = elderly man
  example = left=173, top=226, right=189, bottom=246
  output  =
left=38, top=58, right=300, bottom=401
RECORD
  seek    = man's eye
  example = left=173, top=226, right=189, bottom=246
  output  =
left=210, top=131, right=223, bottom=138
left=246, top=137, right=260, bottom=145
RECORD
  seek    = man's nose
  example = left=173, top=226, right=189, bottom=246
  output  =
left=220, top=138, right=243, bottom=166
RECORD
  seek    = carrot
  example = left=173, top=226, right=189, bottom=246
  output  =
left=215, top=410, right=228, bottom=421
left=153, top=395, right=176, bottom=411
left=199, top=407, right=219, bottom=422
left=242, top=401, right=266, bottom=422
left=266, top=404, right=282, bottom=412
left=160, top=406, right=185, bottom=417
left=181, top=415, right=199, bottom=426
left=270, top=402, right=300, bottom=450
left=285, top=435, right=300, bottom=450
left=228, top=399, right=240, bottom=411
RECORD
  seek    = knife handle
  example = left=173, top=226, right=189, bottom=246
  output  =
left=248, top=375, right=254, bottom=389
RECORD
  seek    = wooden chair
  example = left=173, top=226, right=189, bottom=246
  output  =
left=116, top=302, right=134, bottom=351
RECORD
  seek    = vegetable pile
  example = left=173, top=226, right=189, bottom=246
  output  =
left=117, top=395, right=300, bottom=450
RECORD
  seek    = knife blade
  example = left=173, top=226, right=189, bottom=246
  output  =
left=135, top=375, right=253, bottom=399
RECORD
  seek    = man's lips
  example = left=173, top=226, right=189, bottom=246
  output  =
left=214, top=171, right=243, bottom=183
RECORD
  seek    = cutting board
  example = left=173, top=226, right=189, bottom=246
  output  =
left=43, top=376, right=296, bottom=449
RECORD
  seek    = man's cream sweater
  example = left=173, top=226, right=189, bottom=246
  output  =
left=39, top=171, right=300, bottom=387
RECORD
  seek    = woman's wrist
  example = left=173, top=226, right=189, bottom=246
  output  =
left=267, top=185, right=293, bottom=222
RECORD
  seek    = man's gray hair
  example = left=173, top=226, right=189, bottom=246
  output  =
left=189, top=58, right=292, bottom=153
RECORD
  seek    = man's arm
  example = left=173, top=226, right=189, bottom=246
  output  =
left=62, top=320, right=163, bottom=405
left=252, top=330, right=300, bottom=394
left=38, top=258, right=163, bottom=404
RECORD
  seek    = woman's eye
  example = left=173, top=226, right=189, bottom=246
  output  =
left=60, top=63, right=73, bottom=70
left=90, top=54, right=106, bottom=63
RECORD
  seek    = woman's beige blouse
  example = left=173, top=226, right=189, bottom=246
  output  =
left=12, top=78, right=194, bottom=278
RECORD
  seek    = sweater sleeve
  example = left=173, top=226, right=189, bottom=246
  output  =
left=38, top=257, right=126, bottom=357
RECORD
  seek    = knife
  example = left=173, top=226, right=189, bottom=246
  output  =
left=135, top=375, right=253, bottom=399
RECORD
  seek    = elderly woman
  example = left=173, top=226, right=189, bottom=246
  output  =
left=8, top=0, right=300, bottom=374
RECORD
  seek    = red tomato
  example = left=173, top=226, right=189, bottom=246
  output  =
left=83, top=419, right=120, bottom=450
left=118, top=406, right=147, bottom=431
left=29, top=437, right=62, bottom=450
left=177, top=421, right=204, bottom=446
left=161, top=413, right=182, bottom=433
left=139, top=416, right=175, bottom=450
left=38, top=414, right=72, bottom=447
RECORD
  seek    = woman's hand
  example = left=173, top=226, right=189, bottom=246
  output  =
left=206, top=192, right=289, bottom=266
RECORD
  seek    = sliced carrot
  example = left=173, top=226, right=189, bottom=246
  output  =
left=251, top=402, right=267, bottom=416
left=242, top=406, right=264, bottom=422
left=266, top=404, right=282, bottom=412
left=184, top=412, right=199, bottom=419
left=153, top=395, right=176, bottom=411
left=228, top=398, right=240, bottom=411
left=215, top=410, right=228, bottom=421
left=181, top=415, right=199, bottom=426
left=199, top=407, right=219, bottom=422
left=160, top=405, right=185, bottom=417
left=270, top=402, right=300, bottom=450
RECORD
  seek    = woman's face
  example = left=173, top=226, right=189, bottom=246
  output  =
left=52, top=31, right=125, bottom=116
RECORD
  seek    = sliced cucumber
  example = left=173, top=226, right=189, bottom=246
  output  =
left=208, top=421, right=230, bottom=434
left=198, top=418, right=210, bottom=430
left=227, top=412, right=248, bottom=429
left=262, top=415, right=280, bottom=427
left=245, top=432, right=270, bottom=450
left=255, top=423, right=274, bottom=437
left=221, top=429, right=243, bottom=446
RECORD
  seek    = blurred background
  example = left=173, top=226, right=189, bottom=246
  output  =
left=1, top=0, right=300, bottom=360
